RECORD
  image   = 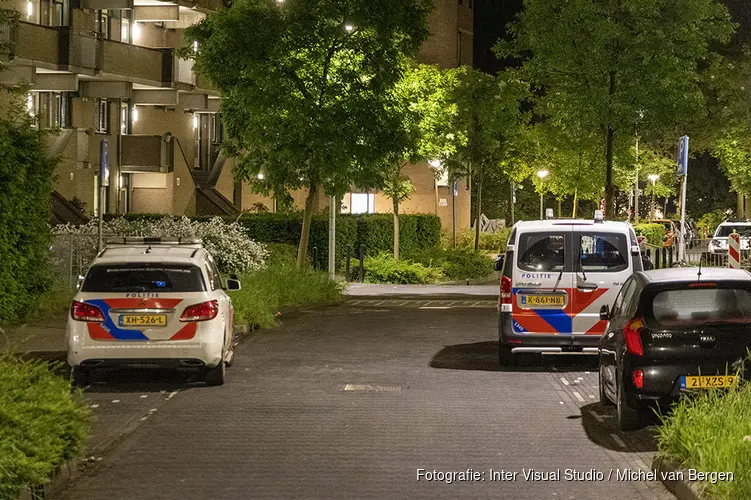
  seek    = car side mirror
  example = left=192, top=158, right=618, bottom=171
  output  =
left=226, top=278, right=241, bottom=291
left=494, top=255, right=505, bottom=272
left=599, top=304, right=610, bottom=321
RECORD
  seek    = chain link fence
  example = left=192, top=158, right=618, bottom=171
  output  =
left=49, top=233, right=114, bottom=289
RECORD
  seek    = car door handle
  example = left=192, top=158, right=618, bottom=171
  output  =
left=577, top=282, right=598, bottom=291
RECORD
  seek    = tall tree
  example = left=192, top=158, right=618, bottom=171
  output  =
left=444, top=67, right=528, bottom=251
left=378, top=63, right=455, bottom=259
left=185, top=0, right=432, bottom=269
left=498, top=0, right=734, bottom=217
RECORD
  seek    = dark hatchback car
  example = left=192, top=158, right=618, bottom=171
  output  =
left=598, top=267, right=751, bottom=431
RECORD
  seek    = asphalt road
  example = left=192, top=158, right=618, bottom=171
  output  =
left=55, top=300, right=671, bottom=500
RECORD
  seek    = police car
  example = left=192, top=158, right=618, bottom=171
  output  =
left=67, top=237, right=240, bottom=386
left=495, top=210, right=645, bottom=365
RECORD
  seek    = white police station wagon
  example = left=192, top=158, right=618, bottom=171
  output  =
left=67, top=237, right=240, bottom=386
left=495, top=211, right=646, bottom=365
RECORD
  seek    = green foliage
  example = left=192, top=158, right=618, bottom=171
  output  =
left=657, top=382, right=751, bottom=499
left=0, top=103, right=58, bottom=322
left=0, top=356, right=90, bottom=498
left=403, top=247, right=494, bottom=281
left=360, top=252, right=444, bottom=284
left=634, top=223, right=667, bottom=247
left=263, top=243, right=299, bottom=269
left=697, top=209, right=731, bottom=238
left=445, top=228, right=511, bottom=254
left=499, top=0, right=735, bottom=214
left=231, top=265, right=343, bottom=331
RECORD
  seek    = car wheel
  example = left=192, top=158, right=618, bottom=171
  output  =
left=499, top=342, right=516, bottom=367
left=204, top=362, right=225, bottom=386
left=599, top=363, right=614, bottom=407
left=616, top=375, right=643, bottom=431
left=71, top=366, right=91, bottom=387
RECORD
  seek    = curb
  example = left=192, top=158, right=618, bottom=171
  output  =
left=652, top=455, right=707, bottom=500
left=19, top=457, right=86, bottom=500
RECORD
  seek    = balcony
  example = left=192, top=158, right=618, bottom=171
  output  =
left=120, top=135, right=174, bottom=173
left=101, top=40, right=171, bottom=86
left=13, top=22, right=59, bottom=68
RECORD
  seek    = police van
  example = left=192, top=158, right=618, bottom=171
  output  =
left=496, top=210, right=645, bottom=365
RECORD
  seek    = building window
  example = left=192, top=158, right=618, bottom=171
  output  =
left=97, top=10, right=110, bottom=39
left=120, top=100, right=130, bottom=135
left=120, top=16, right=130, bottom=44
left=195, top=112, right=222, bottom=170
left=119, top=173, right=131, bottom=213
left=96, top=99, right=110, bottom=134
left=27, top=93, right=39, bottom=128
left=350, top=193, right=375, bottom=214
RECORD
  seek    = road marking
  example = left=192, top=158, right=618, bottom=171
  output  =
left=90, top=404, right=99, bottom=409
left=140, top=395, right=148, bottom=399
left=419, top=306, right=451, bottom=310
left=589, top=410, right=604, bottom=423
left=111, top=400, right=120, bottom=404
left=610, top=433, right=627, bottom=449
left=560, top=377, right=569, bottom=386
left=340, top=384, right=403, bottom=392
left=166, top=390, right=179, bottom=400
left=572, top=391, right=585, bottom=402
left=589, top=395, right=596, bottom=399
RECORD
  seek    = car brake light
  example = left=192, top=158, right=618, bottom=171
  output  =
left=624, top=318, right=644, bottom=356
left=501, top=275, right=512, bottom=305
left=180, top=300, right=219, bottom=322
left=71, top=301, right=105, bottom=323
left=633, top=369, right=644, bottom=389
left=689, top=282, right=717, bottom=288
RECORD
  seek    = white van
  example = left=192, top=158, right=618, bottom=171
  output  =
left=496, top=211, right=646, bottom=365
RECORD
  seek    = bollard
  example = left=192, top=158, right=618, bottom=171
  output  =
left=655, top=247, right=661, bottom=269
left=312, top=246, right=318, bottom=271
left=359, top=244, right=365, bottom=283
left=345, top=245, right=351, bottom=282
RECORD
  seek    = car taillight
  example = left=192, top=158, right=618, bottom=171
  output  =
left=633, top=369, right=644, bottom=389
left=71, top=301, right=105, bottom=323
left=500, top=275, right=512, bottom=305
left=180, top=300, right=218, bottom=322
left=624, top=317, right=644, bottom=356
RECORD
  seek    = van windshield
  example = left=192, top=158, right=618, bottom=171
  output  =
left=649, top=287, right=751, bottom=327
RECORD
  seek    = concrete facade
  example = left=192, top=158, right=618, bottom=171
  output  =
left=1, top=0, right=472, bottom=231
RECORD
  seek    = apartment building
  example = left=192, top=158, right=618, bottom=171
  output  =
left=0, top=0, right=473, bottom=231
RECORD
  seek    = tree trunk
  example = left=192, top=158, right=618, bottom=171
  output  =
left=572, top=188, right=578, bottom=218
left=393, top=197, right=400, bottom=260
left=605, top=125, right=615, bottom=218
left=557, top=198, right=562, bottom=218
left=474, top=174, right=482, bottom=253
left=296, top=182, right=317, bottom=270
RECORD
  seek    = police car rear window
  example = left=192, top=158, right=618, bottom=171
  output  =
left=517, top=234, right=565, bottom=272
left=82, top=264, right=206, bottom=293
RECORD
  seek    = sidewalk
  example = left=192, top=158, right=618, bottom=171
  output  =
left=0, top=313, right=67, bottom=359
left=344, top=283, right=499, bottom=300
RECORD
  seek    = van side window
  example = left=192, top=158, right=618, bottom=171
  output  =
left=579, top=233, right=628, bottom=273
left=517, top=233, right=565, bottom=272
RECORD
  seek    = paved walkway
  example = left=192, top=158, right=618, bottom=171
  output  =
left=344, top=283, right=498, bottom=299
left=0, top=313, right=67, bottom=359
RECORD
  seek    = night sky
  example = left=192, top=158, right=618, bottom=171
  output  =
left=473, top=0, right=751, bottom=74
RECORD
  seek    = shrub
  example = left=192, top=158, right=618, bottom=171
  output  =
left=264, top=243, right=299, bottom=268
left=0, top=110, right=58, bottom=322
left=53, top=216, right=267, bottom=275
left=404, top=247, right=495, bottom=281
left=657, top=382, right=751, bottom=499
left=361, top=252, right=444, bottom=284
left=445, top=227, right=512, bottom=253
left=0, top=355, right=90, bottom=498
left=634, top=223, right=666, bottom=247
left=231, top=265, right=343, bottom=330
left=697, top=209, right=730, bottom=239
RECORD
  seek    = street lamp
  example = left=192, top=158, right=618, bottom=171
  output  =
left=537, top=169, right=549, bottom=219
left=648, top=174, right=659, bottom=221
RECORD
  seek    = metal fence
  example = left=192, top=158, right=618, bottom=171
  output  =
left=50, top=233, right=112, bottom=288
left=642, top=237, right=751, bottom=270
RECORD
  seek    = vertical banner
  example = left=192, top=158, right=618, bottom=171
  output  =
left=677, top=136, right=689, bottom=262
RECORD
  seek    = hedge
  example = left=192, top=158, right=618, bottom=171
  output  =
left=634, top=223, right=666, bottom=247
left=0, top=356, right=90, bottom=498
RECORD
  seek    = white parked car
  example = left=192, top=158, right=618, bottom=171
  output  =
left=67, top=237, right=240, bottom=386
left=708, top=221, right=751, bottom=255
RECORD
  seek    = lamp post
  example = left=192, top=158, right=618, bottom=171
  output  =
left=648, top=174, right=659, bottom=221
left=537, top=169, right=549, bottom=219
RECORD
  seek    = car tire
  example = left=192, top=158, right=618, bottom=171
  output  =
left=599, top=363, right=614, bottom=407
left=71, top=366, right=91, bottom=387
left=204, top=361, right=225, bottom=386
left=616, top=376, right=643, bottom=431
left=499, top=342, right=516, bottom=367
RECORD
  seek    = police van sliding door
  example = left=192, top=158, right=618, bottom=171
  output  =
left=571, top=229, right=631, bottom=337
left=512, top=230, right=574, bottom=335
